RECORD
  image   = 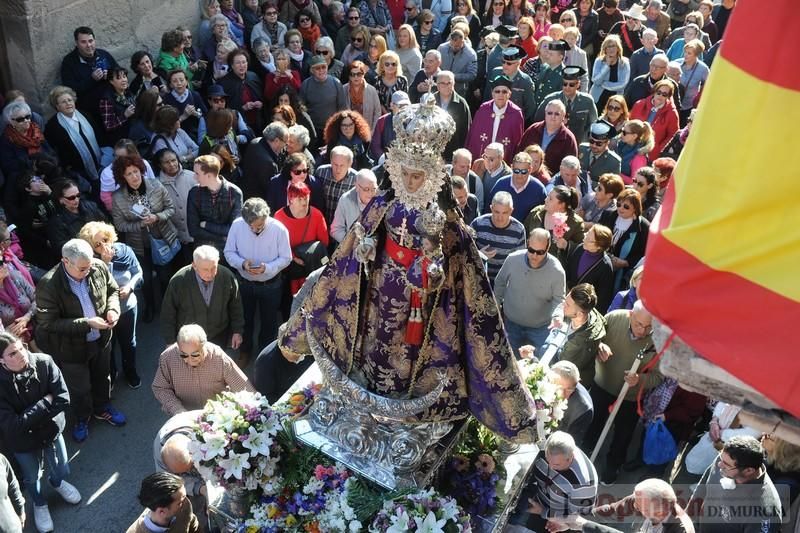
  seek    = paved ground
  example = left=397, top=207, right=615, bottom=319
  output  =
left=21, top=313, right=253, bottom=533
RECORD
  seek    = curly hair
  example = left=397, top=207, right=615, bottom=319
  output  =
left=323, top=110, right=371, bottom=146
left=272, top=104, right=297, bottom=126
left=112, top=154, right=147, bottom=187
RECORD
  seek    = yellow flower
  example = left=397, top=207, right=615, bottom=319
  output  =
left=286, top=514, right=298, bottom=526
left=247, top=527, right=260, bottom=533
left=267, top=504, right=279, bottom=519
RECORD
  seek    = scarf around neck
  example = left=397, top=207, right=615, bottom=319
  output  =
left=5, top=123, right=45, bottom=155
left=57, top=111, right=101, bottom=180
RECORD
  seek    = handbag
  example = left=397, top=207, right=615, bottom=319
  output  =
left=285, top=213, right=327, bottom=279
left=642, top=419, right=679, bottom=465
left=148, top=231, right=181, bottom=266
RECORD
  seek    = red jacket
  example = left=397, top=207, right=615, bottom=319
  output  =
left=263, top=70, right=302, bottom=103
left=629, top=96, right=679, bottom=160
left=518, top=122, right=578, bottom=174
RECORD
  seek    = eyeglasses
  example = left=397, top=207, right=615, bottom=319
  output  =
left=348, top=15, right=360, bottom=20
left=299, top=17, right=311, bottom=23
left=619, top=203, right=633, bottom=209
left=492, top=89, right=510, bottom=94
left=423, top=19, right=433, bottom=24
left=64, top=193, right=81, bottom=201
left=606, top=105, right=622, bottom=111
left=357, top=184, right=377, bottom=193
left=179, top=349, right=204, bottom=359
left=12, top=115, right=32, bottom=123
left=349, top=71, right=365, bottom=77
left=512, top=168, right=529, bottom=174
left=384, top=62, right=397, bottom=67
left=291, top=168, right=309, bottom=175
left=352, top=37, right=364, bottom=43
left=527, top=247, right=547, bottom=256
left=589, top=138, right=606, bottom=146
left=655, top=90, right=671, bottom=97
left=562, top=81, right=578, bottom=87
left=315, top=49, right=330, bottom=55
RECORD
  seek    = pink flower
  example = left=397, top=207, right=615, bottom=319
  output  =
left=551, top=212, right=569, bottom=239
left=314, top=465, right=327, bottom=479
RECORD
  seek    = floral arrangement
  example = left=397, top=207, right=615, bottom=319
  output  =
left=369, top=488, right=472, bottom=532
left=518, top=359, right=569, bottom=437
left=188, top=390, right=284, bottom=493
left=279, top=383, right=322, bottom=416
left=551, top=212, right=569, bottom=240
left=440, top=419, right=503, bottom=518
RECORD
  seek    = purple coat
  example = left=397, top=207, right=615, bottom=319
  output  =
left=465, top=100, right=524, bottom=165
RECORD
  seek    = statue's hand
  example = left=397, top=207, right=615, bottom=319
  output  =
left=355, top=230, right=377, bottom=264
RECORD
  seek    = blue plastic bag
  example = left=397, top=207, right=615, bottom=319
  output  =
left=642, top=419, right=678, bottom=465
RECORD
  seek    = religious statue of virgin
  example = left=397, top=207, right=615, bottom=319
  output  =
left=280, top=94, right=537, bottom=442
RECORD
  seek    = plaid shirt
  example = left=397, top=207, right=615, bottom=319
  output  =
left=152, top=342, right=254, bottom=416
left=315, top=165, right=357, bottom=223
left=186, top=179, right=243, bottom=253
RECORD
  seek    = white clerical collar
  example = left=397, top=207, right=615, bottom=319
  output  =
left=492, top=102, right=508, bottom=114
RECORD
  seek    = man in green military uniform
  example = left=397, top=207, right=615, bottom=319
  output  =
left=534, top=39, right=567, bottom=110
left=578, top=120, right=622, bottom=185
left=535, top=65, right=598, bottom=144
left=486, top=46, right=537, bottom=127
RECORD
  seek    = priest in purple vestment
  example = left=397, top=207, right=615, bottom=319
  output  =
left=465, top=75, right=525, bottom=165
left=279, top=94, right=538, bottom=442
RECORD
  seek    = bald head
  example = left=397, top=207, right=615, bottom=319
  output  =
left=161, top=434, right=193, bottom=474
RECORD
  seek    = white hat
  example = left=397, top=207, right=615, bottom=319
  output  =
left=622, top=4, right=647, bottom=21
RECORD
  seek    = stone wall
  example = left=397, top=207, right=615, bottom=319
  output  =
left=0, top=0, right=201, bottom=113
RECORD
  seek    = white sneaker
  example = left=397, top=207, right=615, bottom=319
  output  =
left=34, top=504, right=54, bottom=532
left=53, top=480, right=82, bottom=504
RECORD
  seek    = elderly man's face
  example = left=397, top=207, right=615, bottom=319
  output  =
left=63, top=256, right=92, bottom=281
left=492, top=86, right=511, bottom=108
left=527, top=236, right=549, bottom=268
left=559, top=165, right=580, bottom=186
left=490, top=202, right=513, bottom=228
left=545, top=451, right=573, bottom=472
left=649, top=59, right=668, bottom=79
left=545, top=104, right=566, bottom=129
left=642, top=32, right=658, bottom=49
left=178, top=339, right=207, bottom=368
left=630, top=308, right=653, bottom=339
left=330, top=153, right=352, bottom=180
left=311, top=64, right=328, bottom=82
left=483, top=149, right=502, bottom=172
left=453, top=186, right=468, bottom=208
left=436, top=76, right=454, bottom=97
left=634, top=491, right=673, bottom=523
left=424, top=54, right=441, bottom=73
left=193, top=258, right=218, bottom=283
left=646, top=4, right=660, bottom=20
left=356, top=179, right=377, bottom=205
left=452, top=155, right=471, bottom=176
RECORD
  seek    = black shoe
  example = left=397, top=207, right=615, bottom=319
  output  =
left=127, top=375, right=142, bottom=389
left=600, top=469, right=618, bottom=486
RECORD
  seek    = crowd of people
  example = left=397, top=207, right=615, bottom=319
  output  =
left=0, top=0, right=797, bottom=532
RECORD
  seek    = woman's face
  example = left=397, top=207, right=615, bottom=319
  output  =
left=278, top=93, right=291, bottom=107
left=652, top=86, right=670, bottom=107
left=231, top=53, right=248, bottom=77
left=124, top=165, right=143, bottom=189
left=170, top=73, right=188, bottom=92
left=518, top=23, right=531, bottom=39
left=160, top=152, right=181, bottom=177
left=110, top=71, right=129, bottom=92
left=398, top=29, right=409, bottom=47
left=401, top=166, right=426, bottom=193
left=604, top=43, right=619, bottom=60
left=273, top=113, right=288, bottom=125
left=617, top=197, right=635, bottom=219
left=1, top=341, right=29, bottom=373
left=684, top=47, right=697, bottom=62
left=288, top=195, right=310, bottom=213
left=583, top=229, right=600, bottom=253
left=56, top=93, right=77, bottom=116
left=382, top=57, right=397, bottom=76
left=60, top=186, right=81, bottom=211
left=290, top=161, right=309, bottom=183
left=528, top=152, right=543, bottom=172
left=561, top=16, right=576, bottom=28
left=220, top=0, right=233, bottom=9
left=263, top=6, right=279, bottom=22
left=493, top=0, right=505, bottom=15
left=212, top=21, right=229, bottom=39
left=699, top=4, right=711, bottom=17
left=275, top=55, right=290, bottom=70
left=287, top=135, right=303, bottom=154
left=256, top=46, right=271, bottom=63
left=91, top=233, right=115, bottom=263
left=368, top=40, right=379, bottom=59
left=564, top=32, right=578, bottom=47
left=684, top=28, right=698, bottom=42
left=621, top=124, right=637, bottom=145
left=138, top=55, right=154, bottom=76
left=207, top=0, right=220, bottom=15
left=605, top=100, right=622, bottom=120
left=579, top=0, right=592, bottom=11
left=339, top=116, right=356, bottom=139
left=298, top=14, right=313, bottom=28
left=288, top=35, right=303, bottom=53
left=457, top=1, right=469, bottom=14
left=544, top=190, right=565, bottom=214
left=11, top=111, right=32, bottom=134
left=349, top=68, right=366, bottom=86
left=535, top=4, right=547, bottom=20
left=633, top=173, right=652, bottom=195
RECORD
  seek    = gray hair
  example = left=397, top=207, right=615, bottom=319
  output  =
left=273, top=48, right=290, bottom=61
left=634, top=478, right=677, bottom=505
left=642, top=28, right=657, bottom=40
left=252, top=37, right=270, bottom=52
left=436, top=70, right=454, bottom=83
left=491, top=190, right=513, bottom=208
left=192, top=245, right=220, bottom=263
left=650, top=53, right=669, bottom=66
left=452, top=147, right=472, bottom=163
left=529, top=227, right=550, bottom=244
left=646, top=0, right=663, bottom=9
left=329, top=145, right=354, bottom=162
left=263, top=121, right=289, bottom=141
left=2, top=101, right=31, bottom=123
left=356, top=168, right=377, bottom=186
left=177, top=324, right=208, bottom=345
left=425, top=49, right=442, bottom=61
left=545, top=431, right=577, bottom=458
left=486, top=142, right=504, bottom=158
left=551, top=360, right=580, bottom=387
left=560, top=155, right=581, bottom=171
left=62, top=238, right=94, bottom=262
left=330, top=1, right=344, bottom=14
left=667, top=60, right=682, bottom=71
left=210, top=14, right=229, bottom=28
left=288, top=124, right=310, bottom=148
left=632, top=299, right=649, bottom=315
left=242, top=197, right=270, bottom=223
left=314, top=36, right=335, bottom=52
left=545, top=99, right=567, bottom=115
left=451, top=176, right=467, bottom=190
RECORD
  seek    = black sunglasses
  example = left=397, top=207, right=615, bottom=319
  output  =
left=315, top=49, right=330, bottom=55
left=527, top=247, right=547, bottom=256
left=12, top=115, right=32, bottom=123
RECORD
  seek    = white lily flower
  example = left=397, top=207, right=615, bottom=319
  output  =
left=242, top=425, right=274, bottom=457
left=414, top=510, right=448, bottom=533
left=218, top=450, right=251, bottom=480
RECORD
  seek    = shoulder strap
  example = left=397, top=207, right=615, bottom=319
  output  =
left=620, top=25, right=635, bottom=53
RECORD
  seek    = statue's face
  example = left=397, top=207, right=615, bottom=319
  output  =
left=401, top=166, right=427, bottom=193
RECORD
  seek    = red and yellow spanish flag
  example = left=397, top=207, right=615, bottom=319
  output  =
left=640, top=0, right=800, bottom=418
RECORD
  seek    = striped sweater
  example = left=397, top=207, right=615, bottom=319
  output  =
left=532, top=448, right=598, bottom=518
left=469, top=213, right=527, bottom=284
